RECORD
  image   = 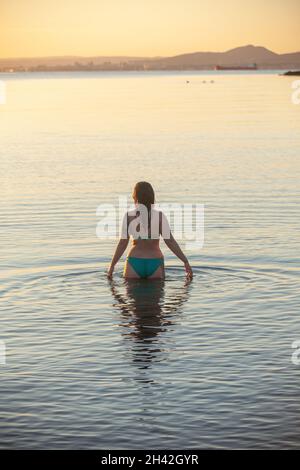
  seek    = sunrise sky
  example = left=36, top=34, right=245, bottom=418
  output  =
left=0, top=0, right=299, bottom=58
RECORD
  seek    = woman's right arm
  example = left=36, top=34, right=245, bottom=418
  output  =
left=160, top=212, right=193, bottom=279
left=163, top=232, right=193, bottom=279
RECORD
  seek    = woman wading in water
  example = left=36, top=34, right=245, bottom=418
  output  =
left=107, top=182, right=193, bottom=280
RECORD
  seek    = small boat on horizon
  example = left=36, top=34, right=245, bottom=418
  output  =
left=214, top=64, right=257, bottom=71
left=282, top=70, right=300, bottom=76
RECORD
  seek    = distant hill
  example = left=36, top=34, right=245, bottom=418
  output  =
left=1, top=45, right=299, bottom=70
left=149, top=45, right=300, bottom=69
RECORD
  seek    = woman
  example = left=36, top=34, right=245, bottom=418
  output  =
left=107, top=182, right=193, bottom=280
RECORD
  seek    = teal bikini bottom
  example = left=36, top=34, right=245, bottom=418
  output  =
left=127, top=257, right=163, bottom=278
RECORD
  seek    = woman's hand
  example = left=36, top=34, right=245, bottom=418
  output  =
left=184, top=261, right=193, bottom=280
left=107, top=264, right=114, bottom=279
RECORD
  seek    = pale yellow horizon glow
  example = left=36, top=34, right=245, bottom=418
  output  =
left=0, top=0, right=299, bottom=58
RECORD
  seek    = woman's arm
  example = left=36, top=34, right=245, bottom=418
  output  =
left=107, top=238, right=129, bottom=278
left=163, top=232, right=193, bottom=279
left=107, top=212, right=129, bottom=278
left=160, top=211, right=193, bottom=279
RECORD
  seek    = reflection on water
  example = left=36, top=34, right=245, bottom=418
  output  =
left=110, top=278, right=192, bottom=375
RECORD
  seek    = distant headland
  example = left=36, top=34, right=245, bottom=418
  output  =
left=1, top=45, right=300, bottom=72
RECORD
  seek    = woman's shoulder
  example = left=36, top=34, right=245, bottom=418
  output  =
left=124, top=207, right=167, bottom=220
left=126, top=208, right=138, bottom=219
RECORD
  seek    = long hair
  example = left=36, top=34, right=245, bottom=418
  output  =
left=132, top=182, right=155, bottom=211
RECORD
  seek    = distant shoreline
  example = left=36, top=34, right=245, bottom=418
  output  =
left=1, top=45, right=300, bottom=73
left=0, top=68, right=292, bottom=75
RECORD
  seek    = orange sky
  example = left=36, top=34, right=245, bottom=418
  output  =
left=0, top=0, right=299, bottom=58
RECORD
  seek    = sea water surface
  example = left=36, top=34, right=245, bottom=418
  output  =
left=0, top=71, right=300, bottom=449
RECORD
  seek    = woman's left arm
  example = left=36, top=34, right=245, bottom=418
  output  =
left=107, top=212, right=129, bottom=278
left=107, top=238, right=129, bottom=278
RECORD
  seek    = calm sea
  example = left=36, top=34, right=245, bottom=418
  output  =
left=0, top=71, right=300, bottom=449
